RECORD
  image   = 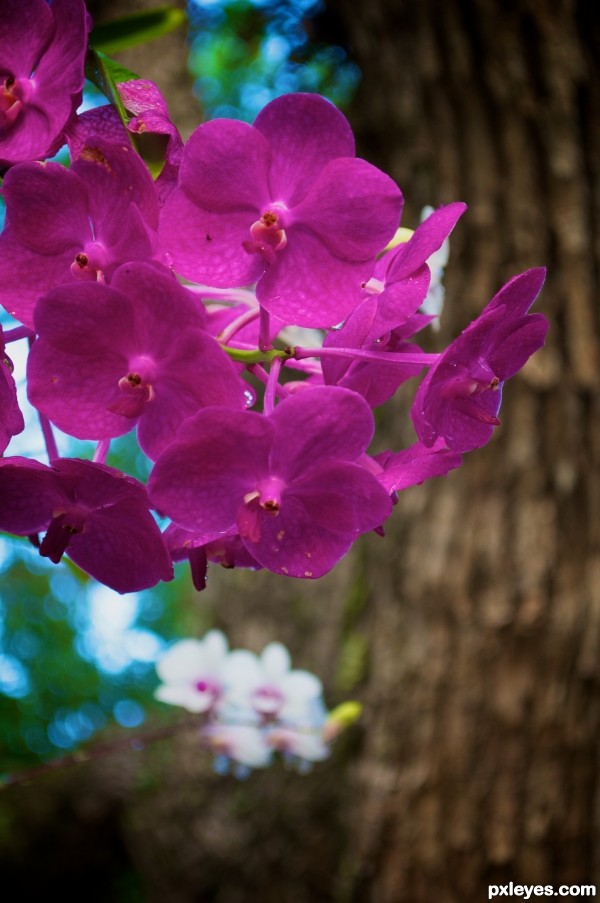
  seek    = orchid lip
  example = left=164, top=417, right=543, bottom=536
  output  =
left=110, top=373, right=156, bottom=418
left=239, top=477, right=286, bottom=540
left=244, top=203, right=290, bottom=262
left=1, top=76, right=33, bottom=126
left=244, top=222, right=288, bottom=262
left=39, top=507, right=88, bottom=564
left=453, top=396, right=501, bottom=425
left=187, top=545, right=208, bottom=591
left=440, top=368, right=501, bottom=400
left=0, top=98, right=22, bottom=127
left=109, top=356, right=158, bottom=419
left=252, top=685, right=285, bottom=716
left=257, top=476, right=285, bottom=513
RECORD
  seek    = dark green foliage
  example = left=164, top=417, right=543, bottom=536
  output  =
left=187, top=0, right=360, bottom=120
left=90, top=6, right=187, bottom=54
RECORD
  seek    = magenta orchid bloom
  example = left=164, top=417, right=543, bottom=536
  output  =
left=0, top=0, right=90, bottom=168
left=223, top=642, right=323, bottom=722
left=366, top=201, right=467, bottom=337
left=0, top=138, right=161, bottom=328
left=320, top=203, right=467, bottom=406
left=27, top=262, right=246, bottom=460
left=0, top=456, right=173, bottom=593
left=149, top=387, right=393, bottom=578
left=159, top=93, right=403, bottom=327
left=411, top=268, right=548, bottom=452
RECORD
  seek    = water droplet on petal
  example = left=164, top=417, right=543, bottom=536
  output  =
left=244, top=387, right=256, bottom=408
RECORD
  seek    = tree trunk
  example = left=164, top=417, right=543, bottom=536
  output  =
left=323, top=0, right=600, bottom=899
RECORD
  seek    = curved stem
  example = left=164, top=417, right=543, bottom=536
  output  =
left=3, top=325, right=34, bottom=344
left=188, top=286, right=257, bottom=305
left=263, top=357, right=283, bottom=415
left=222, top=343, right=437, bottom=369
left=38, top=414, right=59, bottom=463
left=28, top=335, right=59, bottom=462
left=92, top=439, right=111, bottom=465
left=0, top=716, right=203, bottom=789
left=294, top=345, right=440, bottom=366
left=259, top=307, right=271, bottom=352
left=218, top=307, right=260, bottom=345
left=248, top=364, right=291, bottom=401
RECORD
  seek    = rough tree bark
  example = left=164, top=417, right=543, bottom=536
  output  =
left=2, top=2, right=599, bottom=902
left=324, top=0, right=600, bottom=899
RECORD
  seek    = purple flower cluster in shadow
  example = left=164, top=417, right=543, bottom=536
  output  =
left=0, top=3, right=548, bottom=594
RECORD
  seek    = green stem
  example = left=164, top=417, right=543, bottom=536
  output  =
left=221, top=345, right=294, bottom=365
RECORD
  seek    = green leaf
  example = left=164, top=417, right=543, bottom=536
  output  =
left=90, top=7, right=187, bottom=55
left=84, top=48, right=139, bottom=129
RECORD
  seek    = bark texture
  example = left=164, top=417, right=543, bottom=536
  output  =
left=2, top=2, right=599, bottom=901
left=324, top=0, right=600, bottom=899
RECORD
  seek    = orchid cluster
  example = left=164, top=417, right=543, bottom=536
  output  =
left=0, top=0, right=549, bottom=596
left=154, top=629, right=351, bottom=775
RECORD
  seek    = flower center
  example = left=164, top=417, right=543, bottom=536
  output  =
left=108, top=356, right=157, bottom=419
left=193, top=677, right=222, bottom=710
left=261, top=211, right=278, bottom=227
left=237, top=476, right=286, bottom=543
left=0, top=76, right=33, bottom=128
left=242, top=204, right=289, bottom=264
left=252, top=685, right=286, bottom=717
left=441, top=358, right=502, bottom=425
left=442, top=357, right=500, bottom=399
left=70, top=241, right=108, bottom=282
left=257, top=475, right=284, bottom=513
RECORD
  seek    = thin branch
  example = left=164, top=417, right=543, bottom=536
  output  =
left=0, top=716, right=201, bottom=790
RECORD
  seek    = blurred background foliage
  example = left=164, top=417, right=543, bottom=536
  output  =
left=0, top=0, right=359, bottom=777
left=186, top=0, right=359, bottom=119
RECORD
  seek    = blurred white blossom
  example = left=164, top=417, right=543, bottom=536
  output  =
left=155, top=630, right=229, bottom=713
left=155, top=630, right=359, bottom=775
